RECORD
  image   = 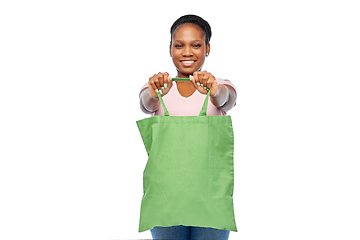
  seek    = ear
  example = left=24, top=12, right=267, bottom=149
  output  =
left=206, top=43, right=210, bottom=56
left=169, top=44, right=172, bottom=57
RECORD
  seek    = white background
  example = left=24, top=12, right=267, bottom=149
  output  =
left=1, top=0, right=359, bottom=239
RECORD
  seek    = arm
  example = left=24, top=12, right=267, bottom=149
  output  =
left=139, top=88, right=160, bottom=114
left=139, top=72, right=172, bottom=114
left=210, top=84, right=237, bottom=112
left=190, top=71, right=237, bottom=112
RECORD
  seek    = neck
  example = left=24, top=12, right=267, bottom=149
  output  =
left=177, top=73, right=190, bottom=78
left=177, top=67, right=203, bottom=78
left=175, top=78, right=196, bottom=98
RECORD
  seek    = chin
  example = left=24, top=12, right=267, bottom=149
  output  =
left=177, top=66, right=203, bottom=76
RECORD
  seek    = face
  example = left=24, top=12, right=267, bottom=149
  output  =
left=170, top=23, right=210, bottom=78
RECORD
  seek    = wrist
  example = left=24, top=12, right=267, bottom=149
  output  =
left=211, top=84, right=228, bottom=98
left=149, top=93, right=159, bottom=100
left=210, top=85, right=230, bottom=108
left=210, top=87, right=220, bottom=97
left=146, top=88, right=160, bottom=100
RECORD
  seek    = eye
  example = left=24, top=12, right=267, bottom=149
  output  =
left=193, top=44, right=202, bottom=48
left=174, top=44, right=182, bottom=48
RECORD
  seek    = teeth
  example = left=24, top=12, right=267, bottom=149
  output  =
left=182, top=61, right=194, bottom=64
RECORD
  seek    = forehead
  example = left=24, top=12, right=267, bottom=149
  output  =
left=172, top=23, right=205, bottom=41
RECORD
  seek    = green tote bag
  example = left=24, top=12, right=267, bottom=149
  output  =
left=136, top=90, right=237, bottom=232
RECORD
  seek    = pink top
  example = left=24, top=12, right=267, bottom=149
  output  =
left=141, top=78, right=236, bottom=116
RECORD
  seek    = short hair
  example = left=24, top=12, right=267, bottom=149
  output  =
left=170, top=15, right=212, bottom=45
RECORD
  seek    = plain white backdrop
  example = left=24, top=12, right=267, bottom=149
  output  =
left=1, top=0, right=359, bottom=239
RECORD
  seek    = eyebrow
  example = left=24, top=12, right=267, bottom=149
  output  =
left=173, top=39, right=204, bottom=43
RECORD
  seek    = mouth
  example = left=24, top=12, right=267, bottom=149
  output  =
left=180, top=60, right=196, bottom=67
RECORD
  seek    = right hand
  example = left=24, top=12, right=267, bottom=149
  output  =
left=148, top=72, right=172, bottom=98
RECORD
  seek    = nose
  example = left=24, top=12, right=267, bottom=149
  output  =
left=182, top=46, right=193, bottom=57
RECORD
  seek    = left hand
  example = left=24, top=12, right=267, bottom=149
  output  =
left=190, top=71, right=218, bottom=96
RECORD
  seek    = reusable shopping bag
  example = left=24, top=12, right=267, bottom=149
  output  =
left=136, top=89, right=237, bottom=232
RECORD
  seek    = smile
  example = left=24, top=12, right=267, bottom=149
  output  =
left=180, top=60, right=196, bottom=67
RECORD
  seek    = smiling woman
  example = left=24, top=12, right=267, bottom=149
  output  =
left=170, top=23, right=209, bottom=78
left=169, top=15, right=211, bottom=78
left=139, top=14, right=236, bottom=114
left=137, top=14, right=237, bottom=240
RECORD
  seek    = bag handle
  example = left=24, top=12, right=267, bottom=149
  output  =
left=172, top=77, right=191, bottom=81
left=199, top=90, right=211, bottom=116
left=156, top=89, right=210, bottom=117
left=157, top=91, right=170, bottom=116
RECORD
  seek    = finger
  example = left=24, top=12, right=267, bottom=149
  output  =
left=202, top=71, right=210, bottom=88
left=202, top=72, right=211, bottom=90
left=163, top=72, right=170, bottom=89
left=154, top=74, right=161, bottom=90
left=192, top=71, right=200, bottom=87
left=198, top=71, right=208, bottom=89
left=192, top=71, right=198, bottom=83
left=197, top=71, right=204, bottom=87
left=150, top=78, right=158, bottom=91
left=168, top=76, right=173, bottom=89
left=193, top=71, right=207, bottom=94
left=208, top=74, right=218, bottom=95
left=161, top=73, right=169, bottom=94
left=148, top=76, right=155, bottom=89
left=148, top=77, right=158, bottom=97
left=209, top=73, right=216, bottom=87
left=197, top=71, right=206, bottom=88
left=157, top=72, right=164, bottom=88
left=189, top=73, right=196, bottom=88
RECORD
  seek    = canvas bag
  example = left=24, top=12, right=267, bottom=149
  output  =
left=136, top=90, right=237, bottom=232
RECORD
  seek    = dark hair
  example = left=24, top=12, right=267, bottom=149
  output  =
left=170, top=14, right=212, bottom=45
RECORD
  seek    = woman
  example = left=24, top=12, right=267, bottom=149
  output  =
left=139, top=14, right=237, bottom=240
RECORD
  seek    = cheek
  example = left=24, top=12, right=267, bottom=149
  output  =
left=194, top=48, right=206, bottom=57
left=171, top=46, right=180, bottom=54
left=171, top=51, right=180, bottom=62
left=195, top=50, right=206, bottom=61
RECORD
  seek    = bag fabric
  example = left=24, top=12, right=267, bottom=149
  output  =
left=136, top=90, right=237, bottom=232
